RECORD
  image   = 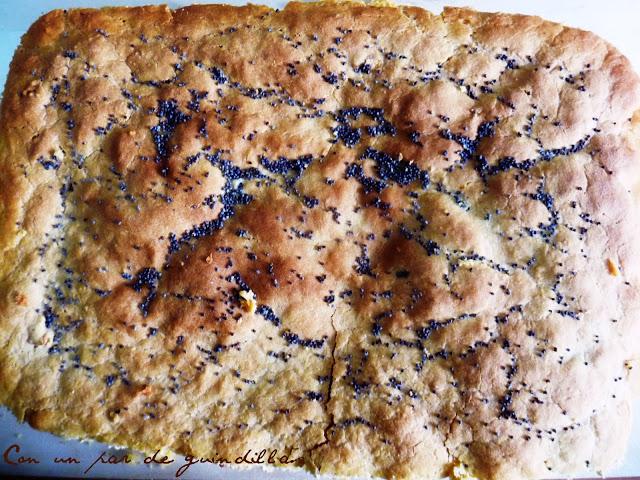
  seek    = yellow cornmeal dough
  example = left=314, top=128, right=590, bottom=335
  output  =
left=0, top=2, right=640, bottom=479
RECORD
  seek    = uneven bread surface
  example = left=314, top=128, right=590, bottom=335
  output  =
left=1, top=2, right=640, bottom=479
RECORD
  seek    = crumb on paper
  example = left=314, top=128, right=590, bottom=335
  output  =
left=239, top=289, right=257, bottom=314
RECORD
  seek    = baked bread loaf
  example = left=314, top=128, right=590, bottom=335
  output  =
left=1, top=2, right=639, bottom=479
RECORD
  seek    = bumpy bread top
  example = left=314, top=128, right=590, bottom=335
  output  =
left=1, top=2, right=639, bottom=479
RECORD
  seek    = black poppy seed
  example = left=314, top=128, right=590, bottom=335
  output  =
left=355, top=62, right=371, bottom=74
left=282, top=330, right=325, bottom=348
left=363, top=147, right=429, bottom=188
left=38, top=155, right=61, bottom=170
left=43, top=305, right=58, bottom=328
left=305, top=391, right=323, bottom=401
left=332, top=124, right=361, bottom=147
left=150, top=99, right=191, bottom=175
left=209, top=66, right=228, bottom=84
left=131, top=267, right=161, bottom=292
left=303, top=196, right=319, bottom=208
left=256, top=304, right=281, bottom=326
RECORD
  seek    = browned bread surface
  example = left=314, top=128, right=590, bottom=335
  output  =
left=1, top=2, right=640, bottom=479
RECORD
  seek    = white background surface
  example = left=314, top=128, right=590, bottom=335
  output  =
left=0, top=1, right=639, bottom=478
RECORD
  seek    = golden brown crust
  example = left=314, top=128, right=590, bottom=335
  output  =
left=1, top=2, right=640, bottom=479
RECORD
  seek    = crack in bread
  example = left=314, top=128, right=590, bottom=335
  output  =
left=1, top=2, right=639, bottom=479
